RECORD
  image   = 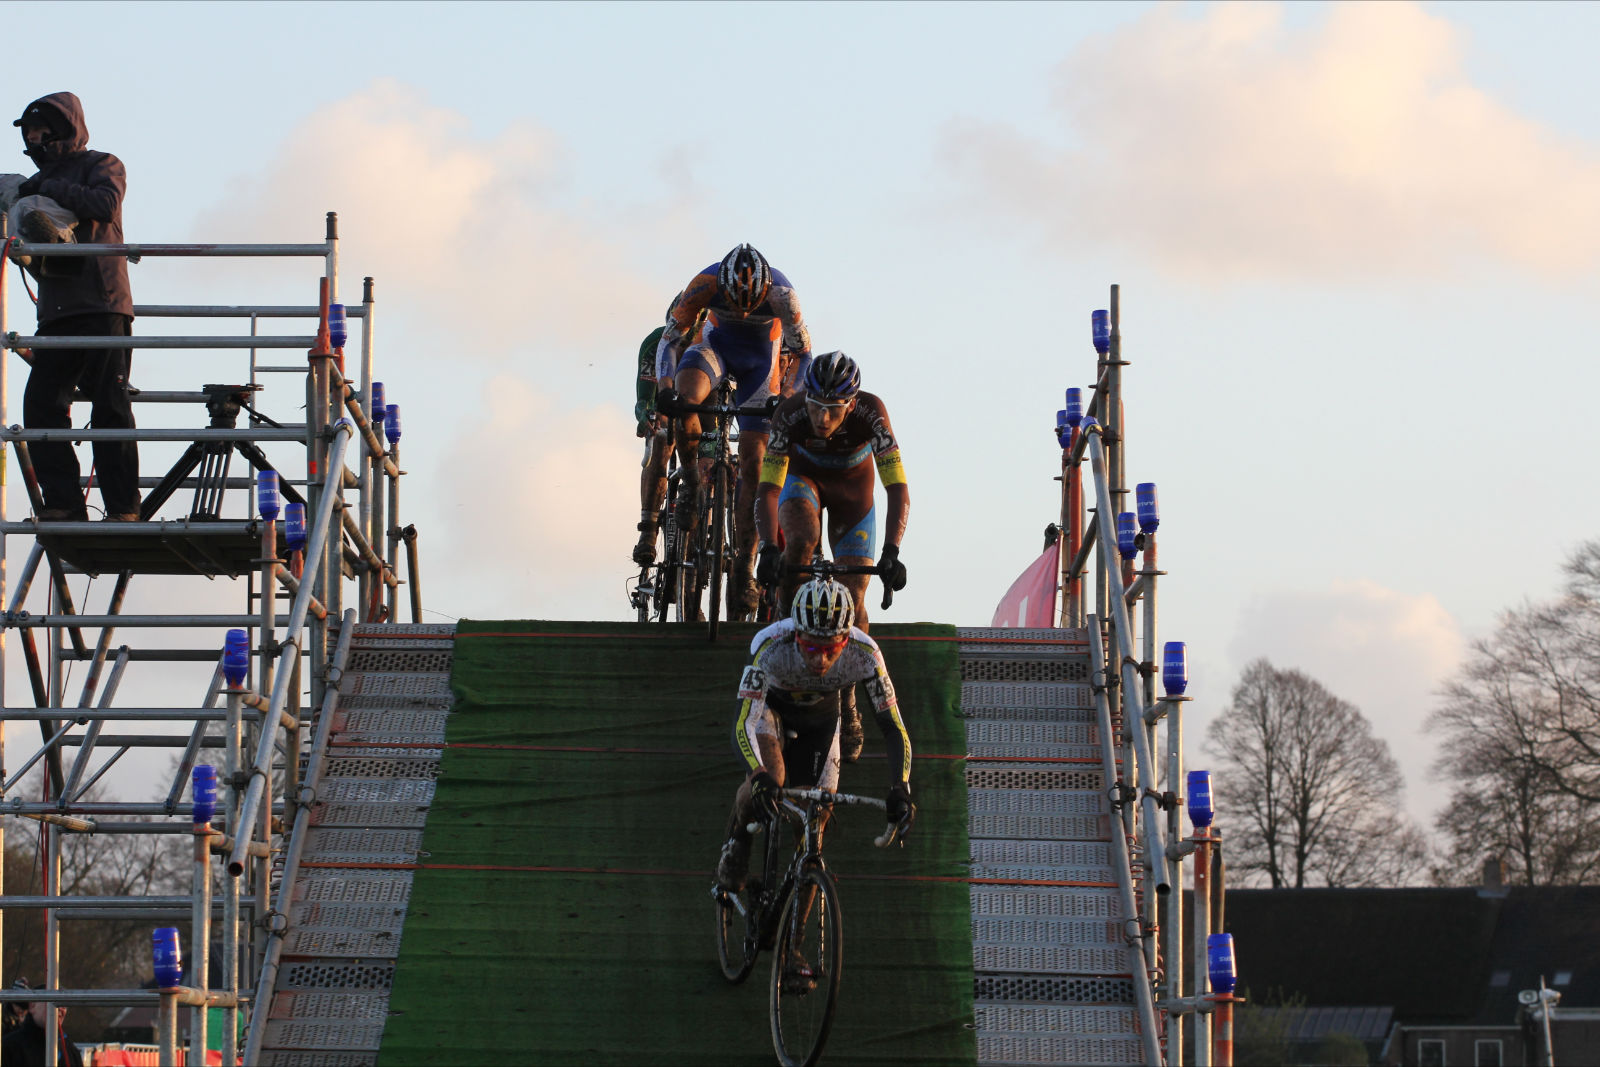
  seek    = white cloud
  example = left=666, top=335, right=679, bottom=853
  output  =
left=190, top=79, right=683, bottom=357
left=1225, top=578, right=1466, bottom=824
left=428, top=373, right=641, bottom=621
left=945, top=2, right=1600, bottom=280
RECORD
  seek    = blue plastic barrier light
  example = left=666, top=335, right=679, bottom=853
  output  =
left=1065, top=387, right=1083, bottom=427
left=1162, top=640, right=1188, bottom=696
left=285, top=502, right=307, bottom=553
left=385, top=404, right=402, bottom=444
left=1186, top=769, right=1214, bottom=828
left=256, top=471, right=280, bottom=521
left=223, top=629, right=249, bottom=688
left=1092, top=310, right=1111, bottom=355
left=371, top=381, right=386, bottom=424
left=1137, top=482, right=1159, bottom=533
left=1208, top=933, right=1237, bottom=994
left=1116, top=512, right=1138, bottom=560
left=328, top=303, right=348, bottom=349
left=192, top=765, right=218, bottom=825
left=152, top=927, right=182, bottom=987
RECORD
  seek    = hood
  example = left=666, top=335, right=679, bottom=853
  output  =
left=16, top=92, right=89, bottom=163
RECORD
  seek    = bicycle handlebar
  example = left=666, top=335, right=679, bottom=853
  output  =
left=776, top=788, right=908, bottom=848
left=778, top=561, right=894, bottom=610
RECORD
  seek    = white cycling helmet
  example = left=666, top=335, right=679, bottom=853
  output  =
left=792, top=577, right=855, bottom=638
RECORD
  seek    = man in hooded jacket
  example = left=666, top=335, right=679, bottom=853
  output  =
left=12, top=91, right=139, bottom=521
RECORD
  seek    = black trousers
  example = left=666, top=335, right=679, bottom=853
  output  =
left=23, top=313, right=140, bottom=516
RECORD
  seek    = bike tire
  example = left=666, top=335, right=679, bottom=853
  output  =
left=673, top=491, right=698, bottom=624
left=707, top=463, right=729, bottom=640
left=769, top=863, right=843, bottom=1067
left=653, top=509, right=676, bottom=624
left=714, top=883, right=758, bottom=984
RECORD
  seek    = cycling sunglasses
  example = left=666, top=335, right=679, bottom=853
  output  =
left=804, top=394, right=853, bottom=410
left=796, top=633, right=848, bottom=656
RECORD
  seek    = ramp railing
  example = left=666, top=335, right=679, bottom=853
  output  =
left=1052, top=286, right=1235, bottom=1066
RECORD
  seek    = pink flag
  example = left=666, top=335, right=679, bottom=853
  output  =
left=991, top=545, right=1059, bottom=628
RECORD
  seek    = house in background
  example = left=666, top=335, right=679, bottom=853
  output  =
left=1222, top=866, right=1600, bottom=1066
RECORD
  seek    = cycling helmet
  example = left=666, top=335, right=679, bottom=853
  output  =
left=802, top=351, right=861, bottom=402
left=792, top=577, right=855, bottom=638
left=717, top=244, right=772, bottom=312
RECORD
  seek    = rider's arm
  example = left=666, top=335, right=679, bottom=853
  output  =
left=756, top=419, right=792, bottom=547
left=856, top=637, right=912, bottom=785
left=766, top=276, right=812, bottom=369
left=733, top=662, right=773, bottom=775
left=655, top=272, right=716, bottom=380
left=867, top=396, right=910, bottom=549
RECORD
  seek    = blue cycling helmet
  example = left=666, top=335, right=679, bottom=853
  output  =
left=803, top=351, right=861, bottom=402
left=718, top=244, right=772, bottom=313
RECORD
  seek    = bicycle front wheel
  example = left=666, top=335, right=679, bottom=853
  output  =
left=769, top=864, right=843, bottom=1067
left=714, top=883, right=758, bottom=984
left=707, top=463, right=729, bottom=640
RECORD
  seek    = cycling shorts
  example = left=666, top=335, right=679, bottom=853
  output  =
left=675, top=342, right=779, bottom=434
left=740, top=700, right=842, bottom=792
left=777, top=473, right=878, bottom=560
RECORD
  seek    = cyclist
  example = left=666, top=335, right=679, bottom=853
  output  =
left=653, top=244, right=811, bottom=617
left=631, top=294, right=677, bottom=568
left=753, top=351, right=909, bottom=760
left=714, top=576, right=915, bottom=898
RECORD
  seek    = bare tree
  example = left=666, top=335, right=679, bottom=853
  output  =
left=1205, top=659, right=1427, bottom=888
left=1429, top=541, right=1600, bottom=883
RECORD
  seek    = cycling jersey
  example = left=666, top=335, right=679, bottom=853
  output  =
left=655, top=265, right=811, bottom=381
left=759, top=391, right=907, bottom=489
left=733, top=618, right=912, bottom=789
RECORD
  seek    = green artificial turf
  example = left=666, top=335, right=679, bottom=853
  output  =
left=378, top=620, right=975, bottom=1066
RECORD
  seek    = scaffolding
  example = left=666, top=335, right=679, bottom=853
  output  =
left=0, top=213, right=422, bottom=1066
left=1042, top=284, right=1236, bottom=1066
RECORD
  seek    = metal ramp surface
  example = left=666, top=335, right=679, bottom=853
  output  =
left=256, top=623, right=456, bottom=1067
left=960, top=627, right=1147, bottom=1067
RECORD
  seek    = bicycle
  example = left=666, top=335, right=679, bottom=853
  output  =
left=662, top=380, right=774, bottom=640
left=755, top=554, right=897, bottom=626
left=713, top=787, right=910, bottom=1067
left=628, top=446, right=685, bottom=624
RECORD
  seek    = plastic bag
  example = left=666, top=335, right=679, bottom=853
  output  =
left=9, top=193, right=78, bottom=243
left=0, top=173, right=23, bottom=215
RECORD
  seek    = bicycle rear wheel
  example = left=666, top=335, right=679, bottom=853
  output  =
left=673, top=488, right=700, bottom=623
left=707, top=463, right=729, bottom=640
left=769, top=863, right=843, bottom=1067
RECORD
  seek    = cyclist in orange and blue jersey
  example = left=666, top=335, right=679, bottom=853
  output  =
left=754, top=352, right=910, bottom=760
left=653, top=244, right=811, bottom=617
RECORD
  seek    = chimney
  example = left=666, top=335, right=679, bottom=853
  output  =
left=1480, top=855, right=1508, bottom=897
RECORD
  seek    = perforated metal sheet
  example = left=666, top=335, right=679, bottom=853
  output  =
left=303, top=828, right=423, bottom=864
left=972, top=840, right=1112, bottom=868
left=261, top=1019, right=386, bottom=1052
left=294, top=872, right=413, bottom=906
left=971, top=887, right=1122, bottom=918
left=963, top=705, right=1098, bottom=725
left=974, top=1003, right=1139, bottom=1036
left=961, top=658, right=1091, bottom=683
left=975, top=942, right=1130, bottom=975
left=270, top=989, right=391, bottom=1022
left=352, top=622, right=456, bottom=638
left=309, top=802, right=430, bottom=828
left=967, top=720, right=1098, bottom=746
left=975, top=1031, right=1145, bottom=1066
left=974, top=974, right=1135, bottom=1004
left=971, top=863, right=1118, bottom=883
left=957, top=626, right=1088, bottom=643
left=278, top=960, right=395, bottom=991
left=968, top=767, right=1104, bottom=791
left=322, top=755, right=441, bottom=780
left=961, top=682, right=1093, bottom=711
left=347, top=648, right=454, bottom=673
left=290, top=901, right=407, bottom=933
left=333, top=707, right=450, bottom=744
left=969, top=789, right=1108, bottom=816
left=973, top=917, right=1122, bottom=948
left=258, top=1053, right=376, bottom=1067
left=284, top=926, right=402, bottom=959
left=970, top=813, right=1110, bottom=840
left=319, top=778, right=435, bottom=804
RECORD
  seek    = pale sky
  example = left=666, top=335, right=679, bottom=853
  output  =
left=3, top=1, right=1598, bottom=839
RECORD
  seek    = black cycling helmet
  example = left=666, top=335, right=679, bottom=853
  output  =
left=802, top=351, right=861, bottom=402
left=717, top=244, right=772, bottom=312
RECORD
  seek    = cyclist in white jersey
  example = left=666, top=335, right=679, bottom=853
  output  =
left=715, top=577, right=915, bottom=891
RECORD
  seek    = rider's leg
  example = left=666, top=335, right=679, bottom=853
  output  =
left=633, top=425, right=674, bottom=566
left=719, top=731, right=785, bottom=891
left=776, top=481, right=822, bottom=611
left=829, top=491, right=878, bottom=762
left=728, top=431, right=768, bottom=617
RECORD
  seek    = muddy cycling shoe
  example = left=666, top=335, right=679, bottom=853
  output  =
left=782, top=952, right=818, bottom=994
left=716, top=835, right=751, bottom=892
left=728, top=561, right=760, bottom=620
left=839, top=686, right=865, bottom=763
left=632, top=521, right=658, bottom=567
